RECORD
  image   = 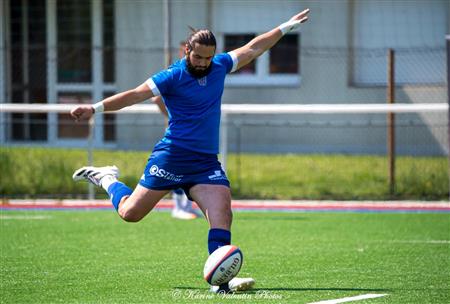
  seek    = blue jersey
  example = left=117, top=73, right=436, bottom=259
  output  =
left=146, top=53, right=237, bottom=154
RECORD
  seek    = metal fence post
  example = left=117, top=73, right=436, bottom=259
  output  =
left=387, top=49, right=396, bottom=196
left=88, top=116, right=94, bottom=200
left=163, top=0, right=172, bottom=69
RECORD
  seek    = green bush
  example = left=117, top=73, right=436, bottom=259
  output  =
left=0, top=147, right=447, bottom=200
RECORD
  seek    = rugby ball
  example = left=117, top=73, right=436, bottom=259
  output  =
left=203, top=245, right=243, bottom=285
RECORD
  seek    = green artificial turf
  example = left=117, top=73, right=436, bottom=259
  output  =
left=1, top=210, right=449, bottom=303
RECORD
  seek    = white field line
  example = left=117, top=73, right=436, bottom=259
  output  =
left=307, top=293, right=388, bottom=304
left=0, top=215, right=52, bottom=220
left=387, top=240, right=450, bottom=244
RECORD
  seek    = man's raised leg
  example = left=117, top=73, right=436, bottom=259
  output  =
left=73, top=165, right=168, bottom=222
left=117, top=185, right=168, bottom=222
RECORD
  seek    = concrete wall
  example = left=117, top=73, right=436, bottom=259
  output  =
left=114, top=0, right=448, bottom=155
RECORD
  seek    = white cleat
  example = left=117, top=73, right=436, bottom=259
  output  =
left=171, top=208, right=198, bottom=220
left=228, top=277, right=255, bottom=292
left=172, top=192, right=202, bottom=220
left=72, top=165, right=119, bottom=187
left=183, top=202, right=203, bottom=218
left=210, top=277, right=255, bottom=293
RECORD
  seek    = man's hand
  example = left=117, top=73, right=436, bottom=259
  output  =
left=279, top=8, right=310, bottom=35
left=70, top=105, right=94, bottom=122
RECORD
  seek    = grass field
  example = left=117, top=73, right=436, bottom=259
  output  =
left=1, top=210, right=449, bottom=303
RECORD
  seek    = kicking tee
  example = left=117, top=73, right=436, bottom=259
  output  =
left=146, top=52, right=238, bottom=154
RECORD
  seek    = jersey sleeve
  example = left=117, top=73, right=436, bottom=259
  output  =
left=216, top=52, right=238, bottom=74
left=227, top=51, right=239, bottom=73
left=145, top=69, right=174, bottom=97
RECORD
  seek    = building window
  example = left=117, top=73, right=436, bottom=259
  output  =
left=8, top=0, right=48, bottom=141
left=103, top=0, right=115, bottom=83
left=224, top=33, right=300, bottom=86
left=224, top=34, right=256, bottom=74
left=57, top=0, right=92, bottom=83
left=270, top=34, right=299, bottom=74
left=57, top=93, right=91, bottom=139
left=4, top=0, right=116, bottom=146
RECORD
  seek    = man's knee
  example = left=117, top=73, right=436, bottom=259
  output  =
left=210, top=205, right=233, bottom=227
left=118, top=206, right=144, bottom=222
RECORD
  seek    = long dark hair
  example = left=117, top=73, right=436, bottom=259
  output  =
left=186, top=26, right=216, bottom=52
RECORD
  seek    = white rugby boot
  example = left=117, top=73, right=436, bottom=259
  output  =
left=183, top=200, right=203, bottom=218
left=72, top=165, right=119, bottom=187
left=210, top=277, right=255, bottom=293
left=228, top=277, right=255, bottom=291
left=171, top=192, right=202, bottom=220
left=171, top=208, right=198, bottom=220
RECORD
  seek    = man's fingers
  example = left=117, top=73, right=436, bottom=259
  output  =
left=299, top=8, right=310, bottom=18
left=280, top=8, right=310, bottom=35
left=293, top=8, right=310, bottom=21
left=70, top=107, right=85, bottom=122
left=70, top=110, right=80, bottom=119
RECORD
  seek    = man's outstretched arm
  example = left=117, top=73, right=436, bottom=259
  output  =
left=231, top=8, right=309, bottom=71
left=70, top=82, right=154, bottom=122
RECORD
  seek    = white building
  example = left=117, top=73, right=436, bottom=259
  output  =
left=1, top=0, right=448, bottom=155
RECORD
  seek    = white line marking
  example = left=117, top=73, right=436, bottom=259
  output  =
left=0, top=215, right=52, bottom=220
left=387, top=240, right=450, bottom=244
left=307, top=293, right=388, bottom=304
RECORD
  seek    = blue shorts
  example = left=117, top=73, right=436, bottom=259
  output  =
left=139, top=142, right=230, bottom=198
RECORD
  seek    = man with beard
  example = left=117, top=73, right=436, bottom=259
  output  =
left=70, top=8, right=309, bottom=293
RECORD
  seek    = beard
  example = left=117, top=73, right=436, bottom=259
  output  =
left=186, top=56, right=212, bottom=78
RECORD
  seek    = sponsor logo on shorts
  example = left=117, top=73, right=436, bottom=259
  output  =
left=208, top=170, right=227, bottom=181
left=149, top=165, right=183, bottom=182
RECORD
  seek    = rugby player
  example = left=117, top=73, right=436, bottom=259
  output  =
left=70, top=8, right=309, bottom=293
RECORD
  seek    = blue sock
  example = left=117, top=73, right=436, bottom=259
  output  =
left=107, top=182, right=133, bottom=211
left=208, top=228, right=232, bottom=289
left=208, top=228, right=231, bottom=254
